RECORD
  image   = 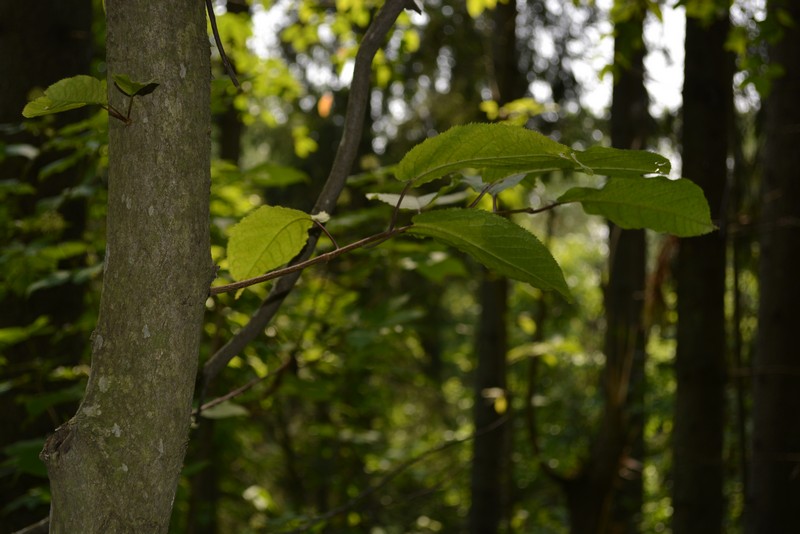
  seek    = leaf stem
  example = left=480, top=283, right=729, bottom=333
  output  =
left=210, top=225, right=411, bottom=295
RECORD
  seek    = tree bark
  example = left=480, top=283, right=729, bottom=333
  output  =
left=560, top=5, right=650, bottom=532
left=750, top=1, right=800, bottom=531
left=469, top=274, right=509, bottom=534
left=468, top=3, right=521, bottom=532
left=672, top=8, right=731, bottom=534
left=41, top=1, right=212, bottom=532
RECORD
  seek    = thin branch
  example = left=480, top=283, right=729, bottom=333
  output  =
left=193, top=359, right=287, bottom=416
left=11, top=518, right=49, bottom=534
left=281, top=416, right=509, bottom=533
left=388, top=180, right=414, bottom=231
left=205, top=0, right=241, bottom=89
left=210, top=226, right=409, bottom=295
left=496, top=201, right=566, bottom=216
left=201, top=0, right=410, bottom=394
left=314, top=220, right=339, bottom=250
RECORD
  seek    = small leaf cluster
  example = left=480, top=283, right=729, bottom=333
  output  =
left=221, top=123, right=714, bottom=301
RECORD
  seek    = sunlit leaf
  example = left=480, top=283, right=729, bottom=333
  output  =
left=227, top=205, right=313, bottom=281
left=558, top=177, right=715, bottom=237
left=22, top=75, right=107, bottom=118
left=112, top=74, right=159, bottom=97
left=408, top=209, right=570, bottom=298
left=395, top=123, right=669, bottom=187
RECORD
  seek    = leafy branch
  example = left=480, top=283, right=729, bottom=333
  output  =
left=22, top=74, right=158, bottom=124
left=200, top=0, right=413, bottom=393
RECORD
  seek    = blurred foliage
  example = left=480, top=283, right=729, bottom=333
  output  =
left=0, top=0, right=764, bottom=532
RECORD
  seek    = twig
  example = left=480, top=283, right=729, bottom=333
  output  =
left=205, top=0, right=241, bottom=89
left=495, top=201, right=566, bottom=216
left=11, top=518, right=49, bottom=534
left=193, top=358, right=291, bottom=415
left=281, top=416, right=509, bottom=533
left=200, top=0, right=409, bottom=394
left=210, top=226, right=409, bottom=295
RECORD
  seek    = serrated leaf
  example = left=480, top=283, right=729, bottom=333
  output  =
left=408, top=209, right=570, bottom=298
left=395, top=123, right=670, bottom=187
left=557, top=177, right=715, bottom=237
left=112, top=74, right=159, bottom=97
left=227, top=206, right=313, bottom=281
left=22, top=75, right=107, bottom=118
left=572, top=146, right=670, bottom=177
left=396, top=123, right=572, bottom=187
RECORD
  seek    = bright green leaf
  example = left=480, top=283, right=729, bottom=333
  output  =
left=396, top=123, right=571, bottom=187
left=408, top=209, right=570, bottom=298
left=395, top=123, right=670, bottom=188
left=112, top=74, right=159, bottom=97
left=557, top=177, right=715, bottom=237
left=227, top=205, right=313, bottom=282
left=22, top=75, right=107, bottom=118
left=572, top=146, right=670, bottom=177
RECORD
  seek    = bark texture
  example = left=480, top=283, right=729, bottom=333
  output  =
left=42, top=1, right=212, bottom=532
left=673, top=9, right=731, bottom=534
left=751, top=1, right=800, bottom=531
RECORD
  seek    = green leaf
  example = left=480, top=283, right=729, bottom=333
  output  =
left=200, top=401, right=250, bottom=419
left=572, top=146, right=670, bottom=177
left=557, top=177, right=715, bottom=237
left=396, top=123, right=571, bottom=187
left=227, top=205, right=313, bottom=281
left=112, top=74, right=159, bottom=97
left=395, top=123, right=671, bottom=187
left=408, top=209, right=570, bottom=298
left=22, top=75, right=107, bottom=118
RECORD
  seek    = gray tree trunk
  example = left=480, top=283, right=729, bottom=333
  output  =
left=673, top=9, right=731, bottom=534
left=750, top=1, right=800, bottom=531
left=41, top=1, right=212, bottom=532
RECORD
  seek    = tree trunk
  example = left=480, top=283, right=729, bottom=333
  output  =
left=469, top=274, right=509, bottom=534
left=672, top=8, right=731, bottom=534
left=41, top=1, right=212, bottom=531
left=750, top=1, right=800, bottom=531
left=606, top=6, right=650, bottom=531
left=468, top=3, right=521, bottom=531
left=560, top=5, right=650, bottom=532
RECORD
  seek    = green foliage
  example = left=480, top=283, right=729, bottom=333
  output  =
left=409, top=209, right=571, bottom=298
left=22, top=73, right=158, bottom=123
left=558, top=176, right=716, bottom=236
left=226, top=205, right=313, bottom=282
left=111, top=74, right=158, bottom=97
left=22, top=75, right=107, bottom=118
left=395, top=123, right=671, bottom=186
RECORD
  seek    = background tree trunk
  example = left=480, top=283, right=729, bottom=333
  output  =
left=560, top=5, right=649, bottom=532
left=468, top=2, right=521, bottom=531
left=42, top=1, right=212, bottom=531
left=672, top=7, right=731, bottom=534
left=750, top=1, right=800, bottom=531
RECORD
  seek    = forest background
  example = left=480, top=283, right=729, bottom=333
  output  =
left=1, top=0, right=798, bottom=532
